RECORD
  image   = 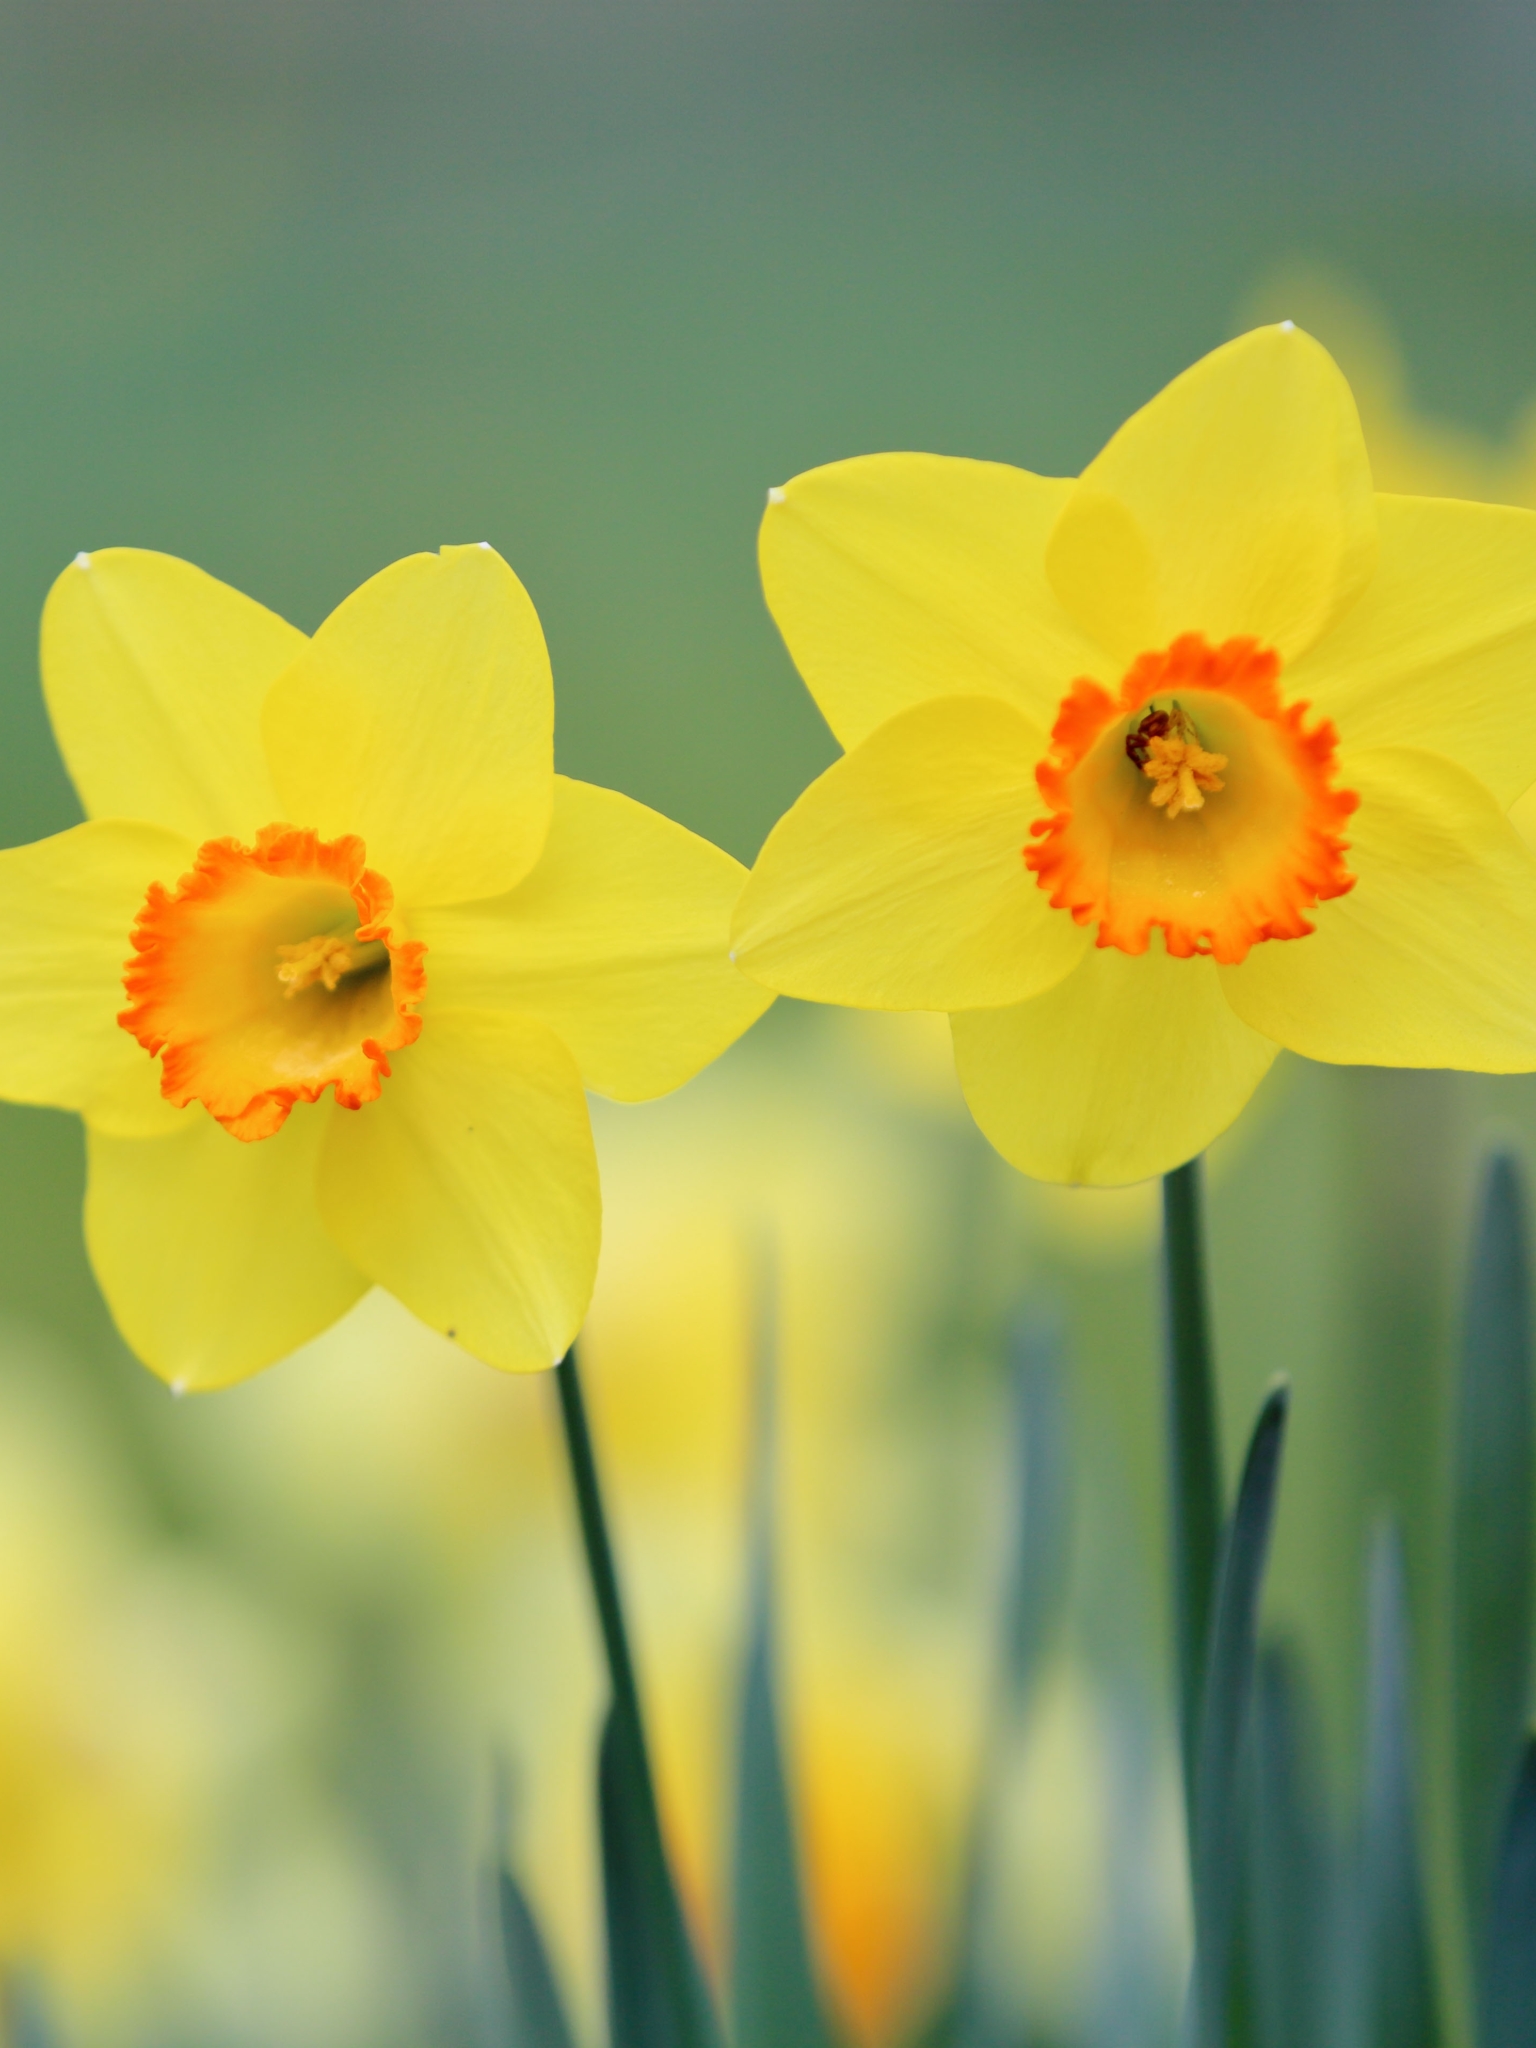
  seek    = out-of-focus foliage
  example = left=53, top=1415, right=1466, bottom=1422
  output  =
left=494, top=1141, right=1536, bottom=2048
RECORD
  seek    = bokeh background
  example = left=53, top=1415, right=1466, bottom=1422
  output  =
left=3, top=3, right=1536, bottom=2043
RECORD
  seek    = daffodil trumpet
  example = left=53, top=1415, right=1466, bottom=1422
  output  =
left=732, top=324, right=1536, bottom=1185
left=0, top=544, right=770, bottom=1388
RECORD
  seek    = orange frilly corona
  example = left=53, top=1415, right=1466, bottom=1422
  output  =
left=732, top=325, right=1536, bottom=1183
left=1026, top=632, right=1358, bottom=964
left=120, top=825, right=427, bottom=1142
left=0, top=544, right=771, bottom=1387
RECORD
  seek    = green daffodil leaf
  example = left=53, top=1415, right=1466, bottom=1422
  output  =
left=1453, top=1153, right=1534, bottom=1940
left=1481, top=1735, right=1536, bottom=2048
left=1189, top=1381, right=1289, bottom=2048
left=1359, top=1524, right=1440, bottom=2048
left=495, top=1867, right=577, bottom=2048
left=599, top=1705, right=721, bottom=2048
left=731, top=1277, right=834, bottom=2048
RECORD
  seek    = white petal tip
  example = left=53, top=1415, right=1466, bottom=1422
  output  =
left=767, top=486, right=786, bottom=505
left=475, top=540, right=492, bottom=550
left=73, top=551, right=90, bottom=569
left=1278, top=319, right=1295, bottom=333
left=170, top=1378, right=188, bottom=1398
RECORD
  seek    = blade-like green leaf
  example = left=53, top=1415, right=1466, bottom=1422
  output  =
left=999, top=1308, right=1073, bottom=1701
left=1246, top=1640, right=1339, bottom=2048
left=731, top=1262, right=834, bottom=2048
left=1481, top=1734, right=1536, bottom=2048
left=495, top=1867, right=577, bottom=2048
left=556, top=1350, right=721, bottom=2048
left=1358, top=1523, right=1439, bottom=2048
left=599, top=1706, right=720, bottom=2048
left=945, top=1311, right=1075, bottom=2048
left=1454, top=1153, right=1534, bottom=1937
left=1189, top=1382, right=1290, bottom=2048
left=732, top=1589, right=834, bottom=2048
left=1162, top=1160, right=1225, bottom=1846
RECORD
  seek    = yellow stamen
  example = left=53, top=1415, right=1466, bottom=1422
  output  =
left=276, top=933, right=359, bottom=998
left=1142, top=730, right=1227, bottom=820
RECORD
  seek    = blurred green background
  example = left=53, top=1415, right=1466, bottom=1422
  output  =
left=3, top=3, right=1536, bottom=2044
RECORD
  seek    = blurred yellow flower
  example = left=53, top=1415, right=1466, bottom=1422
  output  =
left=0, top=1547, right=194, bottom=1999
left=733, top=324, right=1536, bottom=1184
left=0, top=1372, right=235, bottom=2033
left=0, top=545, right=768, bottom=1386
left=1238, top=265, right=1536, bottom=510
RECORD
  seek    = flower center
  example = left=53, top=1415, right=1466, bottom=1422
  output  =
left=119, top=824, right=427, bottom=1142
left=275, top=932, right=387, bottom=998
left=1024, top=633, right=1357, bottom=965
left=1125, top=702, right=1228, bottom=819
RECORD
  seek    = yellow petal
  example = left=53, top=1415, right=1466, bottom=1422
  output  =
left=760, top=453, right=1103, bottom=750
left=84, top=1064, right=194, bottom=1140
left=86, top=1103, right=367, bottom=1390
left=1221, top=746, right=1536, bottom=1068
left=1290, top=494, right=1536, bottom=806
left=416, top=777, right=772, bottom=1102
left=317, top=1008, right=599, bottom=1372
left=262, top=545, right=553, bottom=908
left=1040, top=486, right=1158, bottom=663
left=42, top=549, right=298, bottom=839
left=732, top=696, right=1091, bottom=1010
left=951, top=943, right=1279, bottom=1185
left=1046, top=325, right=1377, bottom=664
left=0, top=820, right=195, bottom=1132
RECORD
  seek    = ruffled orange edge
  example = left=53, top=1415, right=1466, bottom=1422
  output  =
left=1024, top=633, right=1358, bottom=964
left=120, top=823, right=427, bottom=1141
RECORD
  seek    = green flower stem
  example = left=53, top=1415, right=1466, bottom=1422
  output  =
left=1161, top=1158, right=1224, bottom=1843
left=554, top=1347, right=706, bottom=2044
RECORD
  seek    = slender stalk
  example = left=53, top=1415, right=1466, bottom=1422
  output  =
left=1161, top=1157, right=1224, bottom=1843
left=554, top=1346, right=706, bottom=2044
left=555, top=1348, right=647, bottom=1735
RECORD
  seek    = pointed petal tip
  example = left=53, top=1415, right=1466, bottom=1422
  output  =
left=767, top=485, right=786, bottom=505
left=73, top=551, right=90, bottom=569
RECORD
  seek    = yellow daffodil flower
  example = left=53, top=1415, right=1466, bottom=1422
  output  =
left=0, top=544, right=769, bottom=1386
left=732, top=325, right=1536, bottom=1184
